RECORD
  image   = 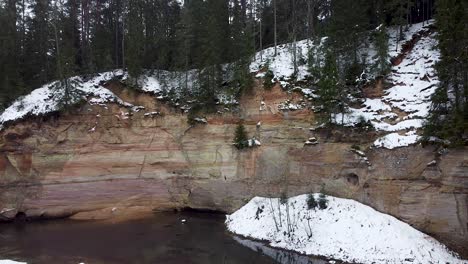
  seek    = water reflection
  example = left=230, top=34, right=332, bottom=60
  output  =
left=0, top=212, right=280, bottom=264
left=233, top=236, right=342, bottom=264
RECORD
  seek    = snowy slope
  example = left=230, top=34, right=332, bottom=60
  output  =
left=0, top=261, right=26, bottom=264
left=249, top=21, right=440, bottom=149
left=226, top=194, right=467, bottom=264
left=332, top=21, right=439, bottom=149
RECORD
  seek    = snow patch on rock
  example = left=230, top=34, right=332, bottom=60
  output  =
left=373, top=132, right=421, bottom=149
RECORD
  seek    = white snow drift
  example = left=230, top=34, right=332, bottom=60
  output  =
left=226, top=194, right=467, bottom=264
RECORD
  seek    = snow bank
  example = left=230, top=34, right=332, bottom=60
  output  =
left=226, top=194, right=466, bottom=264
left=0, top=261, right=27, bottom=264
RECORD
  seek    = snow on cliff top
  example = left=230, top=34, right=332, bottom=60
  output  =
left=226, top=194, right=467, bottom=264
left=0, top=21, right=440, bottom=150
left=0, top=261, right=26, bottom=264
left=0, top=70, right=137, bottom=129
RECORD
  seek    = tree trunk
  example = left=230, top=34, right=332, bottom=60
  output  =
left=122, top=1, right=125, bottom=69
left=273, top=0, right=277, bottom=56
left=259, top=16, right=263, bottom=61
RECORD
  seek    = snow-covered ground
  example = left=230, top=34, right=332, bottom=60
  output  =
left=138, top=69, right=199, bottom=95
left=226, top=194, right=467, bottom=264
left=139, top=67, right=238, bottom=106
left=332, top=21, right=439, bottom=149
left=250, top=39, right=313, bottom=85
left=0, top=260, right=26, bottom=264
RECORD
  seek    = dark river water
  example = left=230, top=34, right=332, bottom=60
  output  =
left=0, top=211, right=337, bottom=264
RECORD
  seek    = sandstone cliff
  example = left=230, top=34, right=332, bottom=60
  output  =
left=0, top=82, right=466, bottom=257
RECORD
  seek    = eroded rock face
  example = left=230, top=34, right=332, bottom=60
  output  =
left=0, top=84, right=467, bottom=257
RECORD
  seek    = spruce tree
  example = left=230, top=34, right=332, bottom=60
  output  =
left=316, top=50, right=339, bottom=125
left=0, top=0, right=24, bottom=108
left=24, top=0, right=54, bottom=88
left=126, top=0, right=145, bottom=85
left=234, top=122, right=249, bottom=149
left=374, top=24, right=390, bottom=76
left=230, top=0, right=254, bottom=94
left=424, top=0, right=467, bottom=145
left=89, top=0, right=115, bottom=72
left=50, top=1, right=81, bottom=109
left=388, top=0, right=408, bottom=52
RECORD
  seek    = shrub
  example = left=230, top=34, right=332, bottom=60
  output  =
left=345, top=61, right=365, bottom=85
left=306, top=193, right=318, bottom=210
left=187, top=103, right=214, bottom=125
left=298, top=55, right=307, bottom=66
left=187, top=104, right=201, bottom=125
left=318, top=193, right=328, bottom=210
left=255, top=205, right=264, bottom=220
left=351, top=144, right=361, bottom=150
left=356, top=115, right=375, bottom=131
left=279, top=192, right=288, bottom=205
